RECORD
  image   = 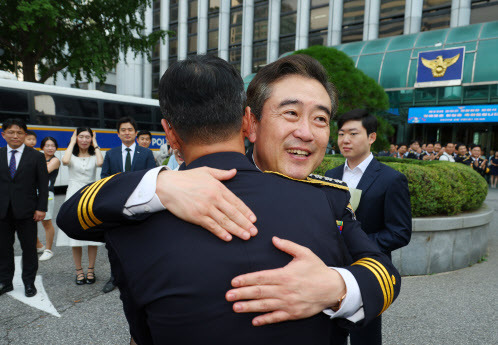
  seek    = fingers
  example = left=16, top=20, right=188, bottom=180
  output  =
left=198, top=216, right=233, bottom=242
left=226, top=285, right=279, bottom=302
left=271, top=237, right=312, bottom=259
left=232, top=298, right=282, bottom=314
left=217, top=197, right=257, bottom=238
left=207, top=168, right=237, bottom=181
left=231, top=268, right=283, bottom=288
left=252, top=311, right=291, bottom=326
left=209, top=207, right=251, bottom=240
left=222, top=188, right=257, bottom=226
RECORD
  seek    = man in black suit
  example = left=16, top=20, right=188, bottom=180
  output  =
left=100, top=116, right=157, bottom=293
left=326, top=109, right=412, bottom=345
left=0, top=118, right=49, bottom=297
left=58, top=55, right=400, bottom=345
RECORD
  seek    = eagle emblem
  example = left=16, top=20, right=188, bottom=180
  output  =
left=421, top=54, right=460, bottom=78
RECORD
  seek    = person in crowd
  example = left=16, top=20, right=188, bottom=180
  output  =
left=56, top=128, right=104, bottom=285
left=469, top=144, right=490, bottom=177
left=36, top=137, right=60, bottom=261
left=455, top=143, right=470, bottom=164
left=137, top=130, right=152, bottom=149
left=405, top=139, right=421, bottom=159
left=488, top=150, right=495, bottom=164
left=421, top=143, right=436, bottom=161
left=0, top=119, right=48, bottom=298
left=167, top=149, right=184, bottom=170
left=388, top=144, right=398, bottom=157
left=434, top=142, right=442, bottom=155
left=24, top=130, right=37, bottom=148
left=421, top=143, right=426, bottom=152
left=326, top=109, right=412, bottom=345
left=490, top=151, right=498, bottom=188
left=397, top=143, right=407, bottom=158
left=100, top=117, right=157, bottom=293
left=58, top=55, right=401, bottom=344
left=439, top=142, right=455, bottom=162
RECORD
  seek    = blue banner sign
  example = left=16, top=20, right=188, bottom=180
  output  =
left=415, top=47, right=465, bottom=88
left=408, top=105, right=498, bottom=124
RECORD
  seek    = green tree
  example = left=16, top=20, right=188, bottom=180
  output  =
left=294, top=45, right=394, bottom=152
left=0, top=0, right=167, bottom=84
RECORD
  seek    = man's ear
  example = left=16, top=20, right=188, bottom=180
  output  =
left=244, top=107, right=258, bottom=144
left=369, top=132, right=377, bottom=146
left=161, top=119, right=181, bottom=150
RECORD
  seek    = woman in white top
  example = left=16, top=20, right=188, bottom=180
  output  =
left=56, top=128, right=103, bottom=285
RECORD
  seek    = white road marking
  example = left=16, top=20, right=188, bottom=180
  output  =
left=6, top=256, right=61, bottom=317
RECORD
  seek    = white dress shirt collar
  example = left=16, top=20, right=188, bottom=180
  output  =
left=122, top=142, right=136, bottom=153
left=344, top=153, right=374, bottom=175
left=7, top=143, right=25, bottom=154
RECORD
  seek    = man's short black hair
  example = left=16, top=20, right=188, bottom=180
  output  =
left=159, top=55, right=245, bottom=144
left=25, top=130, right=37, bottom=138
left=471, top=144, right=482, bottom=150
left=2, top=118, right=28, bottom=132
left=337, top=109, right=377, bottom=135
left=435, top=142, right=441, bottom=145
left=410, top=139, right=420, bottom=146
left=117, top=117, right=138, bottom=132
left=443, top=142, right=454, bottom=147
left=137, top=130, right=152, bottom=140
left=455, top=143, right=466, bottom=151
left=398, top=143, right=407, bottom=148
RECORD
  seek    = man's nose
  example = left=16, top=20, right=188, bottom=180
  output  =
left=293, top=119, right=314, bottom=142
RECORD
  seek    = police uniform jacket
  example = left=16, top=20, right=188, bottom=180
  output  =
left=57, top=152, right=401, bottom=344
left=470, top=157, right=490, bottom=176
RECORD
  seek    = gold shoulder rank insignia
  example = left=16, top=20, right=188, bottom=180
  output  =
left=265, top=171, right=349, bottom=191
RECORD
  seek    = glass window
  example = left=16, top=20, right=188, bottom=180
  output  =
left=103, top=103, right=152, bottom=122
left=282, top=0, right=298, bottom=12
left=209, top=0, right=220, bottom=12
left=189, top=0, right=198, bottom=18
left=343, top=0, right=365, bottom=25
left=169, top=36, right=178, bottom=57
left=254, top=20, right=268, bottom=41
left=380, top=50, right=412, bottom=88
left=279, top=36, right=295, bottom=55
left=310, top=6, right=329, bottom=31
left=231, top=10, right=243, bottom=26
left=309, top=31, right=327, bottom=46
left=473, top=38, right=498, bottom=82
left=208, top=30, right=218, bottom=49
left=470, top=0, right=498, bottom=24
left=230, top=25, right=242, bottom=44
left=35, top=116, right=100, bottom=128
left=254, top=3, right=268, bottom=18
left=170, top=5, right=179, bottom=23
left=311, top=0, right=329, bottom=5
left=281, top=13, right=297, bottom=35
left=422, top=0, right=451, bottom=31
left=479, top=20, right=498, bottom=39
left=340, top=41, right=365, bottom=55
left=209, top=16, right=219, bottom=30
left=446, top=25, right=480, bottom=44
left=232, top=0, right=243, bottom=7
left=356, top=54, right=384, bottom=81
left=0, top=89, right=29, bottom=114
left=153, top=10, right=160, bottom=29
left=95, top=83, right=117, bottom=94
left=414, top=88, right=437, bottom=103
left=378, top=0, right=405, bottom=38
left=362, top=37, right=390, bottom=54
left=188, top=35, right=197, bottom=52
left=34, top=94, right=99, bottom=118
left=152, top=41, right=160, bottom=58
left=342, top=23, right=363, bottom=43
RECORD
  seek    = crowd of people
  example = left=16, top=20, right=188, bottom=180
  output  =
left=378, top=140, right=497, bottom=183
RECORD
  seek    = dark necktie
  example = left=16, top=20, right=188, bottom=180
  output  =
left=9, top=150, right=17, bottom=178
left=125, top=148, right=132, bottom=172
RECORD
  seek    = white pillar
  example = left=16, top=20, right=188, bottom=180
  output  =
left=241, top=0, right=254, bottom=77
left=404, top=0, right=423, bottom=34
left=143, top=4, right=153, bottom=98
left=197, top=0, right=209, bottom=54
left=363, top=0, right=380, bottom=41
left=178, top=0, right=188, bottom=60
left=267, top=0, right=281, bottom=63
left=295, top=0, right=310, bottom=50
left=160, top=0, right=170, bottom=76
left=117, top=50, right=143, bottom=97
left=327, top=0, right=343, bottom=46
left=451, top=0, right=471, bottom=27
left=218, top=0, right=231, bottom=61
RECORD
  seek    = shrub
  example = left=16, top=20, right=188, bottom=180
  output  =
left=314, top=156, right=488, bottom=217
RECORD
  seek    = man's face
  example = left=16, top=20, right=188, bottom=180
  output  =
left=434, top=143, right=441, bottom=152
left=426, top=144, right=434, bottom=153
left=137, top=134, right=151, bottom=148
left=24, top=135, right=37, bottom=148
left=471, top=146, right=481, bottom=158
left=445, top=143, right=455, bottom=155
left=458, top=145, right=467, bottom=155
left=118, top=122, right=137, bottom=146
left=251, top=75, right=331, bottom=180
left=389, top=144, right=396, bottom=153
left=398, top=145, right=407, bottom=155
left=2, top=125, right=26, bottom=149
left=410, top=142, right=420, bottom=151
left=338, top=120, right=376, bottom=162
left=421, top=144, right=426, bottom=151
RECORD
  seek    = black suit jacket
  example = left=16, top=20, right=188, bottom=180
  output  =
left=58, top=152, right=401, bottom=343
left=326, top=158, right=412, bottom=258
left=0, top=146, right=49, bottom=219
left=101, top=145, right=156, bottom=178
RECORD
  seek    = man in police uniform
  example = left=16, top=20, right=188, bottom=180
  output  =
left=58, top=55, right=401, bottom=342
left=404, top=140, right=422, bottom=159
left=469, top=144, right=490, bottom=176
left=455, top=143, right=471, bottom=164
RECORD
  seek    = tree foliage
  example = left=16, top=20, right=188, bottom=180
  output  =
left=294, top=45, right=393, bottom=152
left=0, top=0, right=167, bottom=84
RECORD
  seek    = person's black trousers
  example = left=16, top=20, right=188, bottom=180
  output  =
left=0, top=207, right=38, bottom=286
left=350, top=315, right=382, bottom=345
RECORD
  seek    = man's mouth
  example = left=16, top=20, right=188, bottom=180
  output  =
left=287, top=149, right=310, bottom=157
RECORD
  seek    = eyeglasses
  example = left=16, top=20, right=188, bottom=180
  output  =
left=4, top=130, right=25, bottom=136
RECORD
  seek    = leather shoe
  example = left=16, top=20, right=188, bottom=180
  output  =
left=25, top=284, right=37, bottom=297
left=0, top=282, right=14, bottom=296
left=102, top=278, right=116, bottom=293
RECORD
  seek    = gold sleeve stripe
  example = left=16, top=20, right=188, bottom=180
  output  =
left=264, top=171, right=349, bottom=191
left=79, top=178, right=108, bottom=229
left=352, top=261, right=389, bottom=315
left=87, top=175, right=117, bottom=226
left=356, top=259, right=393, bottom=315
left=77, top=181, right=100, bottom=230
left=80, top=186, right=89, bottom=194
left=361, top=257, right=396, bottom=313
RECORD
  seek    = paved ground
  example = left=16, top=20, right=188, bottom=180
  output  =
left=1, top=189, right=497, bottom=345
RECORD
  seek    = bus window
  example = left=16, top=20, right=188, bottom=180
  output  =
left=35, top=115, right=100, bottom=128
left=34, top=93, right=99, bottom=118
left=0, top=88, right=29, bottom=121
left=104, top=102, right=152, bottom=122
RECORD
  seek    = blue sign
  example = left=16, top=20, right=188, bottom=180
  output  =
left=408, top=105, right=498, bottom=124
left=415, top=47, right=465, bottom=87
